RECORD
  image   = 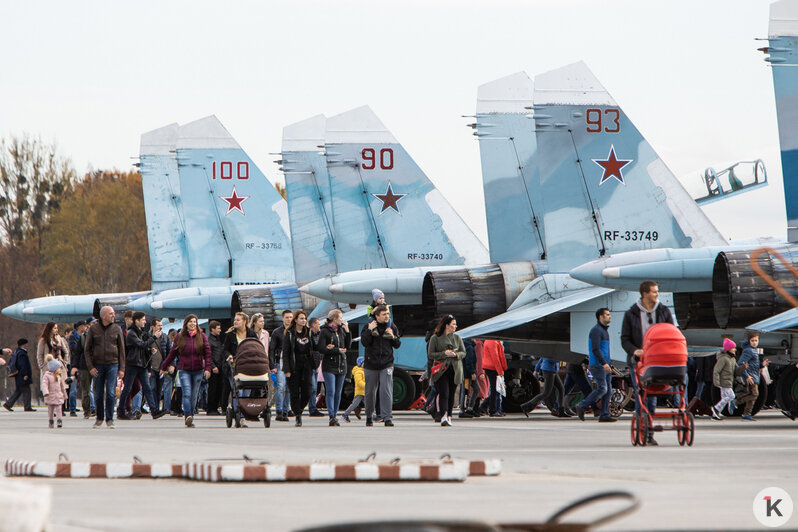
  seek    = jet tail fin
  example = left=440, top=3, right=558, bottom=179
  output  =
left=476, top=72, right=546, bottom=262
left=139, top=123, right=190, bottom=290
left=324, top=105, right=489, bottom=273
left=177, top=116, right=294, bottom=285
left=532, top=62, right=725, bottom=272
left=281, top=114, right=337, bottom=286
left=766, top=0, right=798, bottom=241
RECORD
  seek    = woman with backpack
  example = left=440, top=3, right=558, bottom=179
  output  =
left=161, top=314, right=212, bottom=428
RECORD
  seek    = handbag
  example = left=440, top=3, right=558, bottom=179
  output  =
left=496, top=375, right=507, bottom=397
left=431, top=361, right=445, bottom=376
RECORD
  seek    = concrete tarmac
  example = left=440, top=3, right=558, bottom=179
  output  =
left=0, top=408, right=796, bottom=531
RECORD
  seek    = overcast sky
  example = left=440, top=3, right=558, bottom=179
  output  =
left=0, top=0, right=784, bottom=245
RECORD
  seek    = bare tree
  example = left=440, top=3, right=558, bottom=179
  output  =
left=0, top=135, right=77, bottom=252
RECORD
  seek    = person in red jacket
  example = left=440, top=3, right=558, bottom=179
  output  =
left=481, top=340, right=507, bottom=417
left=161, top=314, right=212, bottom=428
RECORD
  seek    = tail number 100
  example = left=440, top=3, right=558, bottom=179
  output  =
left=212, top=161, right=249, bottom=180
left=361, top=148, right=394, bottom=170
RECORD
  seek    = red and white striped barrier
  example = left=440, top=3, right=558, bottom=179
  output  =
left=5, top=459, right=182, bottom=479
left=182, top=461, right=468, bottom=482
left=5, top=457, right=499, bottom=482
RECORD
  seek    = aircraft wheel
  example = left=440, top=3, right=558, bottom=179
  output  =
left=392, top=368, right=416, bottom=411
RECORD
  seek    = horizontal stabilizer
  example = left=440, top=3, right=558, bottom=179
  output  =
left=458, top=286, right=613, bottom=339
left=341, top=306, right=369, bottom=323
left=748, top=308, right=798, bottom=332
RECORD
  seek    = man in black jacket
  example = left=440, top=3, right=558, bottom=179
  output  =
left=68, top=320, right=88, bottom=417
left=361, top=305, right=401, bottom=427
left=621, top=280, right=674, bottom=444
left=118, top=312, right=166, bottom=420
left=3, top=339, right=34, bottom=411
left=206, top=320, right=225, bottom=415
left=269, top=310, right=293, bottom=420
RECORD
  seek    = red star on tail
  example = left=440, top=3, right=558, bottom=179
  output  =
left=593, top=145, right=632, bottom=185
left=219, top=185, right=250, bottom=215
left=372, top=183, right=407, bottom=214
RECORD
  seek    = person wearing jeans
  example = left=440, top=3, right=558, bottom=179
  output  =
left=577, top=308, right=616, bottom=422
left=161, top=314, right=212, bottom=428
left=84, top=306, right=126, bottom=428
left=318, top=309, right=351, bottom=426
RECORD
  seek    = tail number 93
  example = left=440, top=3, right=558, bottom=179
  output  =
left=586, top=109, right=620, bottom=134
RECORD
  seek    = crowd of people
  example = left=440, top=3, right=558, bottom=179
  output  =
left=0, top=283, right=794, bottom=431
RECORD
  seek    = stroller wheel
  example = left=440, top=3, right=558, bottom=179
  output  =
left=639, top=414, right=651, bottom=447
left=234, top=410, right=243, bottom=428
left=263, top=408, right=271, bottom=428
left=226, top=407, right=233, bottom=428
left=684, top=412, right=695, bottom=447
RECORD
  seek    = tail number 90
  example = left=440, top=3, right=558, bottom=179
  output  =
left=362, top=148, right=394, bottom=170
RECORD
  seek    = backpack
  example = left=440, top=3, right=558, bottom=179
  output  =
left=6, top=352, right=19, bottom=377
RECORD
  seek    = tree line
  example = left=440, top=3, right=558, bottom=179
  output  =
left=0, top=135, right=151, bottom=349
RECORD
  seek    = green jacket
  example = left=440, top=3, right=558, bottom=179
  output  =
left=427, top=333, right=466, bottom=385
left=713, top=350, right=744, bottom=389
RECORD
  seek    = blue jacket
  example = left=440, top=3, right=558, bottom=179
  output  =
left=588, top=322, right=610, bottom=366
left=535, top=358, right=558, bottom=373
left=738, top=341, right=761, bottom=384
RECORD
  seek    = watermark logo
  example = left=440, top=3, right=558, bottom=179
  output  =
left=754, top=487, right=793, bottom=527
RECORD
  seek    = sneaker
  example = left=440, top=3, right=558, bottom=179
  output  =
left=366, top=418, right=373, bottom=427
left=741, top=415, right=756, bottom=421
left=106, top=420, right=115, bottom=429
left=286, top=410, right=295, bottom=417
left=24, top=408, right=37, bottom=412
left=83, top=413, right=91, bottom=419
left=57, top=419, right=62, bottom=428
left=342, top=414, right=351, bottom=423
left=329, top=418, right=337, bottom=427
left=309, top=411, right=325, bottom=417
left=134, top=411, right=142, bottom=420
left=117, top=413, right=133, bottom=420
left=441, top=416, right=452, bottom=427
left=92, top=420, right=103, bottom=429
left=710, top=407, right=722, bottom=420
left=646, top=435, right=658, bottom=446
left=354, top=407, right=362, bottom=420
left=576, top=406, right=586, bottom=421
left=295, top=416, right=302, bottom=427
left=728, top=400, right=735, bottom=415
left=458, top=411, right=474, bottom=419
left=2, top=404, right=11, bottom=412
left=152, top=410, right=168, bottom=420
left=185, top=415, right=194, bottom=428
left=384, top=419, right=394, bottom=427
left=782, top=409, right=796, bottom=421
left=598, top=417, right=617, bottom=423
left=374, top=417, right=384, bottom=423
left=49, top=420, right=54, bottom=429
left=69, top=412, right=78, bottom=417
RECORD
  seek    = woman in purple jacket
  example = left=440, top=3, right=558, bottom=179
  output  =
left=161, top=314, right=212, bottom=428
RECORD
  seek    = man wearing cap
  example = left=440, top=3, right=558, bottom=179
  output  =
left=3, top=339, right=35, bottom=412
left=68, top=320, right=88, bottom=417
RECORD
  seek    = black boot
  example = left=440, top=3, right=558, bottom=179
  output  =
left=295, top=414, right=302, bottom=427
left=520, top=400, right=538, bottom=418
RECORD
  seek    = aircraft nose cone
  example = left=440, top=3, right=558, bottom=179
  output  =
left=569, top=260, right=607, bottom=286
left=300, top=277, right=334, bottom=300
left=1, top=302, right=24, bottom=320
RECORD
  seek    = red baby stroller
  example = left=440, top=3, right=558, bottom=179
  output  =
left=631, top=323, right=694, bottom=447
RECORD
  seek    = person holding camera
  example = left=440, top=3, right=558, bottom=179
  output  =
left=119, top=312, right=167, bottom=420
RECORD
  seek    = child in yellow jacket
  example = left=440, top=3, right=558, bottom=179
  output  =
left=342, top=358, right=365, bottom=422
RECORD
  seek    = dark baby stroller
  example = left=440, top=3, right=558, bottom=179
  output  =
left=631, top=323, right=694, bottom=446
left=226, top=338, right=271, bottom=428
